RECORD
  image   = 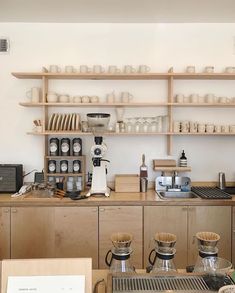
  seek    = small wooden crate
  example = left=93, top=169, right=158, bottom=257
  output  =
left=115, top=174, right=140, bottom=192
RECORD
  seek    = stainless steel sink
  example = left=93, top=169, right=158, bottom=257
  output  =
left=157, top=190, right=199, bottom=199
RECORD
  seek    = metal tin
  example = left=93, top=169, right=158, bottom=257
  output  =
left=73, top=160, right=81, bottom=173
left=61, top=138, right=70, bottom=156
left=49, top=138, right=59, bottom=156
left=48, top=160, right=56, bottom=173
left=60, top=160, right=68, bottom=173
left=72, top=138, right=82, bottom=156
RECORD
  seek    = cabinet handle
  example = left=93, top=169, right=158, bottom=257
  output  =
left=11, top=209, right=17, bottom=213
left=182, top=207, right=187, bottom=211
left=4, top=209, right=10, bottom=213
left=189, top=207, right=196, bottom=211
left=92, top=208, right=97, bottom=212
left=99, top=208, right=105, bottom=212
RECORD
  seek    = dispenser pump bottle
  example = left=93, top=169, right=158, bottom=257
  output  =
left=179, top=150, right=187, bottom=167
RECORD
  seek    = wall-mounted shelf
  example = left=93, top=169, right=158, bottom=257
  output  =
left=153, top=167, right=192, bottom=172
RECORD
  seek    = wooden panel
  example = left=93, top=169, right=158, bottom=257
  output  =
left=11, top=207, right=55, bottom=258
left=54, top=207, right=98, bottom=268
left=0, top=207, right=10, bottom=259
left=99, top=206, right=143, bottom=269
left=1, top=258, right=92, bottom=293
left=232, top=207, right=235, bottom=266
left=188, top=206, right=231, bottom=265
left=144, top=206, right=188, bottom=269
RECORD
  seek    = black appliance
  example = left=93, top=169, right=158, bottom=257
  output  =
left=192, top=186, right=232, bottom=199
left=0, top=164, right=23, bottom=193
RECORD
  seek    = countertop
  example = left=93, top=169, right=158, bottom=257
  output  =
left=0, top=189, right=235, bottom=207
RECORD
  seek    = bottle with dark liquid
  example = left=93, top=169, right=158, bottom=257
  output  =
left=179, top=150, right=187, bottom=167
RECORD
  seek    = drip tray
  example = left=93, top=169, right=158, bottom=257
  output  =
left=108, top=273, right=235, bottom=293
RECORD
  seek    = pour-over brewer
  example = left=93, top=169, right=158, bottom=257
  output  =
left=148, top=232, right=177, bottom=273
left=86, top=113, right=110, bottom=197
left=105, top=232, right=135, bottom=273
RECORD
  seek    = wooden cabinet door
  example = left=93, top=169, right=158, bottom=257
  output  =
left=144, top=206, right=188, bottom=270
left=188, top=206, right=231, bottom=265
left=0, top=207, right=10, bottom=259
left=54, top=207, right=98, bottom=268
left=11, top=207, right=55, bottom=258
left=233, top=207, right=235, bottom=266
left=99, top=206, right=143, bottom=269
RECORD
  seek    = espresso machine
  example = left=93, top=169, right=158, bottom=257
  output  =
left=148, top=232, right=177, bottom=273
left=86, top=113, right=110, bottom=197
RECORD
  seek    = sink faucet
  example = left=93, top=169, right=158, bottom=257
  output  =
left=168, top=171, right=181, bottom=191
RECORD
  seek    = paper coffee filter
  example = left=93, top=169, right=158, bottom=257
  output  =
left=155, top=232, right=177, bottom=243
left=111, top=232, right=133, bottom=248
left=196, top=232, right=220, bottom=242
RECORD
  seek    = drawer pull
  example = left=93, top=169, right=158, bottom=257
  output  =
left=11, top=209, right=17, bottom=213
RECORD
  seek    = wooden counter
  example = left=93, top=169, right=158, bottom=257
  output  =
left=0, top=189, right=235, bottom=206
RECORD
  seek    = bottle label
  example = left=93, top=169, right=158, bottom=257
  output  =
left=61, top=143, right=69, bottom=153
left=73, top=142, right=81, bottom=153
left=50, top=142, right=57, bottom=153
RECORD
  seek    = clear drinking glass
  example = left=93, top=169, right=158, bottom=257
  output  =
left=142, top=117, right=150, bottom=133
left=134, top=117, right=142, bottom=133
left=125, top=118, right=133, bottom=133
left=150, top=117, right=158, bottom=132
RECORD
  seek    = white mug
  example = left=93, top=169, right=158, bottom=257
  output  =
left=121, top=92, right=133, bottom=103
left=198, top=96, right=205, bottom=103
left=123, top=65, right=136, bottom=74
left=225, top=66, right=235, bottom=73
left=204, top=66, right=214, bottom=73
left=198, top=123, right=206, bottom=133
left=106, top=92, right=116, bottom=103
left=108, top=65, right=121, bottom=74
left=186, top=66, right=196, bottom=73
left=183, top=96, right=190, bottom=103
left=47, top=92, right=58, bottom=103
left=190, top=94, right=199, bottom=103
left=59, top=95, right=69, bottom=103
left=81, top=96, right=90, bottom=103
left=138, top=65, right=151, bottom=73
left=175, top=94, right=184, bottom=103
left=90, top=96, right=99, bottom=103
left=49, top=65, right=61, bottom=73
left=65, top=65, right=76, bottom=73
left=80, top=65, right=90, bottom=73
left=218, top=96, right=227, bottom=103
left=93, top=65, right=105, bottom=74
left=26, top=87, right=40, bottom=103
left=205, top=93, right=215, bottom=103
left=73, top=96, right=81, bottom=103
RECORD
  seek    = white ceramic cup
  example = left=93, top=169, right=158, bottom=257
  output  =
left=183, top=96, right=190, bottom=103
left=173, top=121, right=181, bottom=133
left=65, top=65, right=76, bottom=73
left=123, top=65, right=136, bottom=74
left=214, top=125, right=221, bottom=133
left=108, top=65, right=121, bottom=74
left=206, top=124, right=214, bottom=133
left=190, top=94, right=199, bottom=103
left=204, top=66, right=214, bottom=73
left=198, top=123, right=206, bottom=133
left=47, top=92, right=58, bottom=103
left=106, top=92, right=116, bottom=103
left=49, top=65, right=61, bottom=73
left=26, top=87, right=40, bottom=103
left=181, top=121, right=190, bottom=133
left=80, top=65, right=90, bottom=73
left=73, top=96, right=81, bottom=103
left=121, top=92, right=133, bottom=103
left=90, top=96, right=99, bottom=103
left=189, top=121, right=198, bottom=133
left=205, top=93, right=215, bottom=103
left=93, top=65, right=105, bottom=74
left=59, top=95, right=69, bottom=103
left=198, top=96, right=205, bottom=103
left=219, top=96, right=227, bottom=103
left=225, top=66, right=235, bottom=73
left=230, top=125, right=235, bottom=133
left=221, top=125, right=230, bottom=133
left=81, top=96, right=90, bottom=103
left=175, top=94, right=184, bottom=103
left=186, top=66, right=196, bottom=73
left=138, top=65, right=151, bottom=73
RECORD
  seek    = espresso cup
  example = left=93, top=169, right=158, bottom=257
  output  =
left=65, top=65, right=76, bottom=73
left=175, top=94, right=184, bottom=103
left=138, top=65, right=151, bottom=73
left=59, top=95, right=69, bottom=103
left=123, top=65, right=136, bottom=74
left=49, top=65, right=61, bottom=73
left=26, top=87, right=40, bottom=103
left=90, top=96, right=99, bottom=103
left=198, top=123, right=206, bottom=133
left=121, top=92, right=133, bottom=103
left=108, top=65, right=121, bottom=74
left=80, top=65, right=90, bottom=73
left=93, top=65, right=105, bottom=74
left=47, top=92, right=58, bottom=103
left=186, top=66, right=195, bottom=73
left=81, top=96, right=90, bottom=103
left=206, top=124, right=214, bottom=133
left=204, top=66, right=214, bottom=73
left=106, top=92, right=116, bottom=103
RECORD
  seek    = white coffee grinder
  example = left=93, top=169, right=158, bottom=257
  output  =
left=86, top=113, right=110, bottom=197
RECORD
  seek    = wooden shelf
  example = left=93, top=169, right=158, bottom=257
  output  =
left=27, top=131, right=171, bottom=136
left=45, top=156, right=83, bottom=159
left=46, top=173, right=83, bottom=177
left=153, top=166, right=192, bottom=172
left=20, top=102, right=169, bottom=107
left=13, top=72, right=235, bottom=80
left=172, top=132, right=235, bottom=136
left=170, top=103, right=235, bottom=107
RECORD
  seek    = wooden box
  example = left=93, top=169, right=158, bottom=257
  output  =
left=115, top=174, right=140, bottom=192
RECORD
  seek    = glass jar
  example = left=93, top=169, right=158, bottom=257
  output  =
left=61, top=138, right=70, bottom=156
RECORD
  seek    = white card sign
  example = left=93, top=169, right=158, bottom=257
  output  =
left=7, top=275, right=85, bottom=293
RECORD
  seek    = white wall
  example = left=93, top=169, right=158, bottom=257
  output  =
left=0, top=23, right=235, bottom=182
